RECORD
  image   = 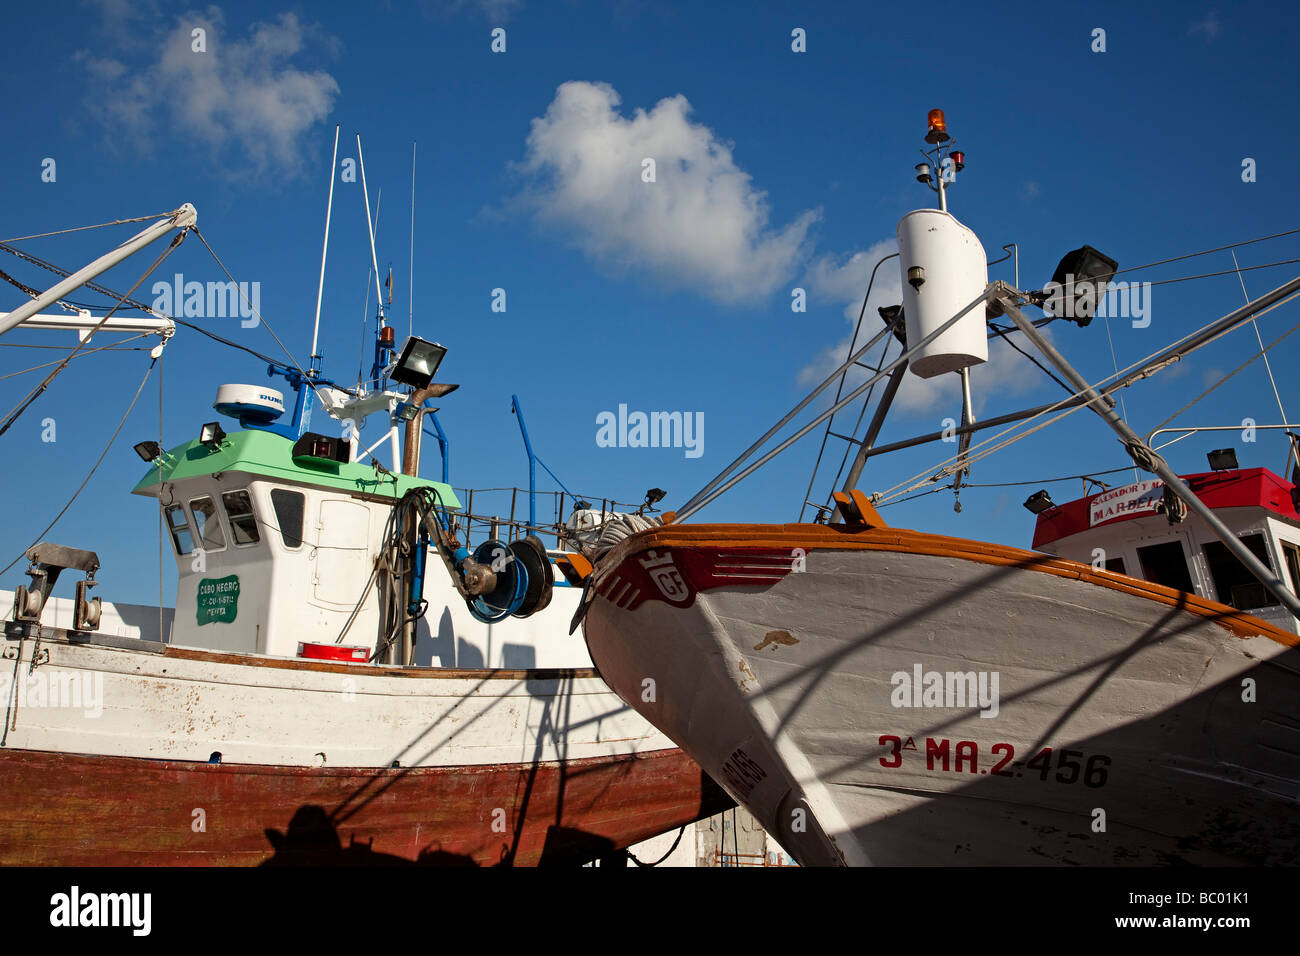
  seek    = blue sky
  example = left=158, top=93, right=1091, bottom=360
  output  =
left=1, top=0, right=1298, bottom=605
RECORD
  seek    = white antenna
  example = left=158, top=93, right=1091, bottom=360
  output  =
left=356, top=134, right=385, bottom=323
left=409, top=141, right=416, bottom=338
left=310, top=125, right=340, bottom=363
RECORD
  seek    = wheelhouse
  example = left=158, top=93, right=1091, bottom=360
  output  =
left=1032, top=467, right=1300, bottom=633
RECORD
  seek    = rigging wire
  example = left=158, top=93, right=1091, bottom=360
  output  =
left=1231, top=249, right=1292, bottom=476
left=191, top=227, right=340, bottom=415
left=0, top=213, right=172, bottom=244
left=1098, top=227, right=1300, bottom=283
left=0, top=341, right=151, bottom=351
left=985, top=322, right=1073, bottom=392
left=0, top=355, right=159, bottom=578
left=156, top=348, right=166, bottom=645
left=0, top=238, right=331, bottom=380
left=0, top=242, right=159, bottom=312
left=1100, top=309, right=1138, bottom=482
left=871, top=290, right=1300, bottom=506
left=0, top=333, right=152, bottom=380
left=819, top=334, right=894, bottom=505
left=0, top=232, right=184, bottom=438
left=878, top=484, right=952, bottom=507
left=169, top=316, right=296, bottom=374
left=1147, top=305, right=1300, bottom=440
left=798, top=252, right=898, bottom=521
left=1139, top=257, right=1300, bottom=288
left=800, top=230, right=1300, bottom=517
left=958, top=465, right=1137, bottom=488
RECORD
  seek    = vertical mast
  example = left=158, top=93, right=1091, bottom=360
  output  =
left=409, top=141, right=416, bottom=339
left=311, top=125, right=340, bottom=365
left=357, top=135, right=385, bottom=326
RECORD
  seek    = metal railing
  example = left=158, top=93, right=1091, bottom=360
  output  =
left=446, top=486, right=643, bottom=553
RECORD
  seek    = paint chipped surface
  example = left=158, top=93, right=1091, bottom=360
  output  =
left=754, top=629, right=799, bottom=652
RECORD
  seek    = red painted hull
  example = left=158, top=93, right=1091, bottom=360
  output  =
left=0, top=748, right=731, bottom=866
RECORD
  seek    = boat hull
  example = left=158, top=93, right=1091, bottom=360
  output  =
left=0, top=747, right=727, bottom=866
left=582, top=523, right=1300, bottom=866
left=0, top=625, right=731, bottom=864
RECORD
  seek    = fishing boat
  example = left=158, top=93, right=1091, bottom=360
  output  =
left=579, top=111, right=1300, bottom=866
left=0, top=136, right=730, bottom=865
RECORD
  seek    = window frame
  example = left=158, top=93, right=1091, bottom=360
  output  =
left=1279, top=540, right=1300, bottom=596
left=188, top=495, right=228, bottom=554
left=1201, top=531, right=1280, bottom=611
left=269, top=488, right=306, bottom=550
left=164, top=503, right=195, bottom=556
left=221, top=489, right=261, bottom=548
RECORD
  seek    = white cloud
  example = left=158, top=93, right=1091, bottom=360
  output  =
left=77, top=8, right=339, bottom=176
left=512, top=81, right=820, bottom=304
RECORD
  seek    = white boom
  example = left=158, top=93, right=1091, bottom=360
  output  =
left=0, top=204, right=197, bottom=338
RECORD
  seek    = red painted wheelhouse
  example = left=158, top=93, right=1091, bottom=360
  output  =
left=1032, top=466, right=1300, bottom=634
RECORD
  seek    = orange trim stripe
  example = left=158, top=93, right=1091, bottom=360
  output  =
left=598, top=522, right=1298, bottom=647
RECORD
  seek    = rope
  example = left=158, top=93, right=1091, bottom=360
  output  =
left=628, top=825, right=687, bottom=867
left=0, top=355, right=158, bottom=578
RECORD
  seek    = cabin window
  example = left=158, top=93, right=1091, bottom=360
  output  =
left=165, top=504, right=194, bottom=556
left=190, top=496, right=227, bottom=552
left=1136, top=541, right=1195, bottom=593
left=270, top=489, right=305, bottom=549
left=1203, top=533, right=1280, bottom=610
left=1104, top=557, right=1127, bottom=576
left=222, top=490, right=260, bottom=546
left=1283, top=541, right=1300, bottom=595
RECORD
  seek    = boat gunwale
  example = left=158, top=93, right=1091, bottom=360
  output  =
left=4, top=623, right=601, bottom=680
left=592, top=521, right=1298, bottom=647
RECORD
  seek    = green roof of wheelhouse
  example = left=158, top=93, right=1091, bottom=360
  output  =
left=131, top=428, right=462, bottom=508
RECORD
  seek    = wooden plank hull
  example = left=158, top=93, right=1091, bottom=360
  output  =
left=583, top=523, right=1300, bottom=866
left=0, top=747, right=730, bottom=866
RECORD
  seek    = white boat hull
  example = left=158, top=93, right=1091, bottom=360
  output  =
left=583, top=523, right=1300, bottom=865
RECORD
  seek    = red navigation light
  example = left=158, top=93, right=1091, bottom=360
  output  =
left=926, top=108, right=950, bottom=144
left=951, top=150, right=965, bottom=171
left=380, top=325, right=395, bottom=346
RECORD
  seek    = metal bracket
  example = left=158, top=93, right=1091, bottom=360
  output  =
left=13, top=542, right=101, bottom=628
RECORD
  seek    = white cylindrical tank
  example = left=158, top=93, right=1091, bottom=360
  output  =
left=896, top=210, right=988, bottom=379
